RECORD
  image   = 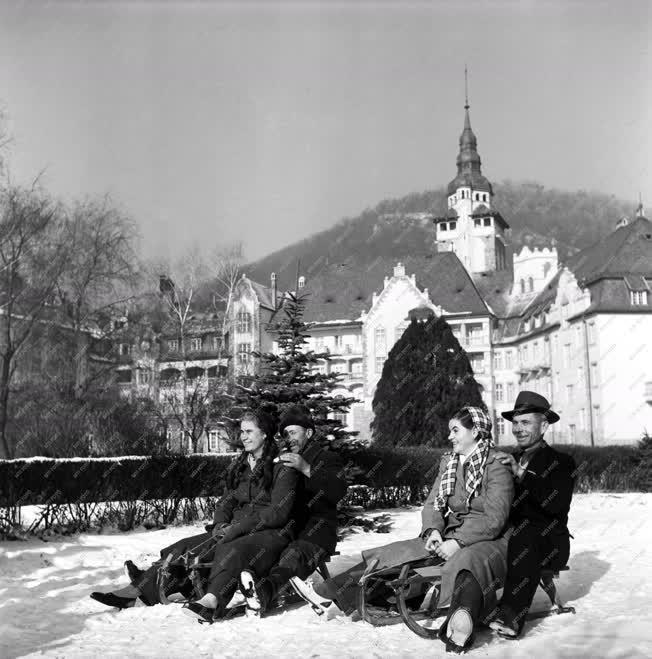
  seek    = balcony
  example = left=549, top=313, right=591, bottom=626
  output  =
left=457, top=335, right=489, bottom=348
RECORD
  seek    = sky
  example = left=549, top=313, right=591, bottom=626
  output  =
left=1, top=0, right=650, bottom=263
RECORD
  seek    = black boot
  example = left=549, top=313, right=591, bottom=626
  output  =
left=438, top=570, right=483, bottom=653
left=90, top=591, right=136, bottom=610
left=124, top=560, right=145, bottom=585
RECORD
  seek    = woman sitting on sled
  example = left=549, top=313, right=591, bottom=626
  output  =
left=90, top=407, right=298, bottom=623
left=315, top=406, right=514, bottom=653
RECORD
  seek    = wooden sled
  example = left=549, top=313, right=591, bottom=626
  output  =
left=156, top=541, right=338, bottom=608
left=357, top=557, right=576, bottom=639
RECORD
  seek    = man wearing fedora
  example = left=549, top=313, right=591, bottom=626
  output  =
left=490, top=391, right=576, bottom=639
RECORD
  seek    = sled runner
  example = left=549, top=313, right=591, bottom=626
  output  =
left=357, top=557, right=576, bottom=639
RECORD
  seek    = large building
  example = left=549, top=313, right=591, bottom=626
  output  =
left=116, top=100, right=652, bottom=449
left=234, top=99, right=652, bottom=446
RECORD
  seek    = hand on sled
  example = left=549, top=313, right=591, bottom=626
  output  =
left=211, top=523, right=230, bottom=539
left=277, top=452, right=311, bottom=478
left=434, top=539, right=461, bottom=561
left=424, top=529, right=444, bottom=552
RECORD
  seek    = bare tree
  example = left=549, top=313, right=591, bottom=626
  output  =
left=0, top=184, right=68, bottom=458
left=56, top=195, right=141, bottom=397
left=210, top=241, right=243, bottom=381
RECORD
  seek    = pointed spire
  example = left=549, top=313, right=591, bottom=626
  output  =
left=447, top=67, right=492, bottom=197
left=636, top=192, right=644, bottom=218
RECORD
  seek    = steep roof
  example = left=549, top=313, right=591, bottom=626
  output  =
left=567, top=217, right=652, bottom=284
left=299, top=252, right=488, bottom=323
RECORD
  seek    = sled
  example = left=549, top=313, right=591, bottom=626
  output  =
left=156, top=539, right=339, bottom=608
left=357, top=557, right=576, bottom=639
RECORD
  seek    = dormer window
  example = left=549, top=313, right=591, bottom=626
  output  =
left=474, top=218, right=482, bottom=228
left=483, top=217, right=491, bottom=227
left=449, top=221, right=457, bottom=231
left=440, top=222, right=448, bottom=231
left=298, top=275, right=306, bottom=289
left=630, top=290, right=648, bottom=305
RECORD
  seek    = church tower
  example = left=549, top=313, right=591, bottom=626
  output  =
left=434, top=71, right=509, bottom=273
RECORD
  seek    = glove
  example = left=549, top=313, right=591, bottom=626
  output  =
left=210, top=523, right=230, bottom=538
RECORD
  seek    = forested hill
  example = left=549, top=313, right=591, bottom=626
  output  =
left=245, top=181, right=639, bottom=288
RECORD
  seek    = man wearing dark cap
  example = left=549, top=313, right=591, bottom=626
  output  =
left=490, top=391, right=576, bottom=639
left=239, top=404, right=348, bottom=616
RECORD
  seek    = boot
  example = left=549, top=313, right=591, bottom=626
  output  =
left=90, top=591, right=136, bottom=610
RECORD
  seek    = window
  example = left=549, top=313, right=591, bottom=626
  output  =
left=334, top=335, right=342, bottom=348
left=496, top=418, right=505, bottom=436
left=561, top=303, right=569, bottom=319
left=236, top=311, right=252, bottom=333
left=566, top=384, right=574, bottom=403
left=533, top=342, right=539, bottom=363
left=168, top=339, right=179, bottom=352
left=449, top=221, right=457, bottom=231
left=543, top=262, right=551, bottom=278
left=588, top=322, right=596, bottom=344
left=590, top=362, right=599, bottom=386
left=298, top=275, right=306, bottom=289
left=474, top=218, right=482, bottom=228
left=375, top=356, right=385, bottom=374
left=569, top=424, right=576, bottom=442
left=374, top=327, right=386, bottom=355
left=440, top=222, right=448, bottom=231
left=562, top=344, right=571, bottom=368
left=470, top=354, right=484, bottom=373
left=574, top=324, right=582, bottom=348
left=520, top=279, right=525, bottom=294
left=505, top=350, right=513, bottom=369
left=331, top=362, right=347, bottom=374
left=190, top=337, right=202, bottom=352
left=507, top=382, right=515, bottom=402
left=493, top=352, right=503, bottom=370
left=522, top=344, right=530, bottom=364
left=331, top=411, right=348, bottom=426
left=312, top=363, right=327, bottom=375
left=352, top=361, right=363, bottom=374
left=237, top=342, right=251, bottom=365
left=577, top=365, right=584, bottom=386
left=495, top=383, right=504, bottom=402
left=543, top=340, right=551, bottom=362
left=315, top=336, right=324, bottom=350
left=528, top=277, right=534, bottom=292
left=483, top=217, right=491, bottom=227
left=579, top=408, right=587, bottom=431
left=212, top=335, right=222, bottom=352
left=630, top=290, right=648, bottom=305
left=138, top=370, right=150, bottom=384
left=395, top=322, right=409, bottom=343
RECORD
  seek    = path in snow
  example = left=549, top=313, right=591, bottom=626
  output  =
left=0, top=493, right=651, bottom=658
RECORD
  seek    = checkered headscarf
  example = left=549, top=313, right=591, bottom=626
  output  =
left=433, top=406, right=495, bottom=512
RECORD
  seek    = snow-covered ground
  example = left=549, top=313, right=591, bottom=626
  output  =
left=1, top=493, right=651, bottom=659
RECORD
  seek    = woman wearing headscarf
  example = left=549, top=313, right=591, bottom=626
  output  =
left=315, top=406, right=514, bottom=653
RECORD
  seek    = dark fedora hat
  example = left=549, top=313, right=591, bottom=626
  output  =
left=501, top=390, right=560, bottom=424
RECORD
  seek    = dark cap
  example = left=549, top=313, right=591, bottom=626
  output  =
left=279, top=405, right=315, bottom=435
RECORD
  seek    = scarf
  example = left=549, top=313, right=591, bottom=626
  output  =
left=434, top=406, right=495, bottom=512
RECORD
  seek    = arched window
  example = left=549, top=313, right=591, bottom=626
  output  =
left=543, top=262, right=551, bottom=278
left=298, top=275, right=306, bottom=289
left=528, top=277, right=534, bottom=292
left=520, top=279, right=526, bottom=294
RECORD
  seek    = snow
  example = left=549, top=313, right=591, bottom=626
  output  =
left=1, top=493, right=651, bottom=659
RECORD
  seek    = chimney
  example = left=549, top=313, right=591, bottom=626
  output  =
left=271, top=272, right=277, bottom=308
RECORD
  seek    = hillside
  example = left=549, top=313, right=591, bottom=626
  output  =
left=244, top=181, right=638, bottom=289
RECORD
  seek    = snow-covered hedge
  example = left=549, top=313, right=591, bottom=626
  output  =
left=0, top=454, right=233, bottom=508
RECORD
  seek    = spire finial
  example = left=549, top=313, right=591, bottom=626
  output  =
left=464, top=65, right=469, bottom=110
left=636, top=192, right=644, bottom=217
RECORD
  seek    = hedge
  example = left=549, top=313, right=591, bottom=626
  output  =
left=1, top=442, right=646, bottom=510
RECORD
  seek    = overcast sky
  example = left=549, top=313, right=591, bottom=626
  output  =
left=1, top=0, right=650, bottom=262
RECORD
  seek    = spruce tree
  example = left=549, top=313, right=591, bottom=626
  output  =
left=371, top=314, right=485, bottom=448
left=230, top=292, right=359, bottom=448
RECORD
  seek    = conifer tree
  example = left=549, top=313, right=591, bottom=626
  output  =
left=371, top=314, right=485, bottom=448
left=230, top=292, right=359, bottom=448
